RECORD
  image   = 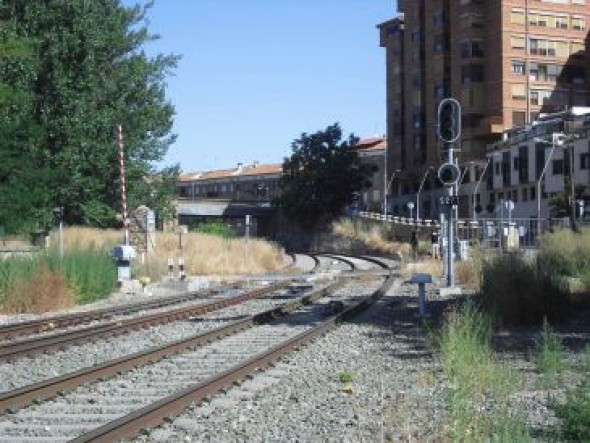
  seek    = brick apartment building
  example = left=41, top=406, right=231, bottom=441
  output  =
left=378, top=0, right=590, bottom=219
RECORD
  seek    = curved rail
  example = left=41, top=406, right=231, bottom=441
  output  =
left=70, top=274, right=396, bottom=442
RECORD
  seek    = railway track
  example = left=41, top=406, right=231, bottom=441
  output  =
left=0, top=282, right=291, bottom=363
left=0, top=253, right=330, bottom=362
left=0, top=255, right=395, bottom=442
left=0, top=252, right=321, bottom=343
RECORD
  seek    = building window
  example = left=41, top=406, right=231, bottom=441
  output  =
left=512, top=60, right=525, bottom=75
left=572, top=16, right=586, bottom=30
left=495, top=162, right=501, bottom=175
left=552, top=159, right=564, bottom=175
left=523, top=187, right=529, bottom=201
left=530, top=186, right=536, bottom=200
left=581, top=153, right=590, bottom=170
left=461, top=40, right=484, bottom=58
left=512, top=83, right=526, bottom=100
left=511, top=10, right=525, bottom=25
left=434, top=83, right=445, bottom=99
left=513, top=111, right=526, bottom=126
left=511, top=36, right=526, bottom=49
left=461, top=63, right=484, bottom=84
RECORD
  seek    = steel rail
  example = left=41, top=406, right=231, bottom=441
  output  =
left=0, top=252, right=312, bottom=342
left=0, top=281, right=345, bottom=414
left=0, top=282, right=290, bottom=362
left=314, top=253, right=357, bottom=272
left=0, top=287, right=222, bottom=341
left=70, top=274, right=396, bottom=443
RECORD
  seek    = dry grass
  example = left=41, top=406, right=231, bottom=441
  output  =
left=331, top=218, right=410, bottom=257
left=401, top=258, right=443, bottom=280
left=47, top=228, right=285, bottom=280
left=138, top=231, right=284, bottom=278
left=49, top=227, right=122, bottom=250
left=454, top=246, right=484, bottom=290
left=1, top=265, right=76, bottom=314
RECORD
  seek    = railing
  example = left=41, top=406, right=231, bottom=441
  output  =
left=358, top=211, right=570, bottom=249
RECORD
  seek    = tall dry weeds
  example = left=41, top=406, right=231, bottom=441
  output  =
left=50, top=227, right=122, bottom=251
left=331, top=217, right=408, bottom=257
left=1, top=265, right=76, bottom=314
left=138, top=231, right=284, bottom=277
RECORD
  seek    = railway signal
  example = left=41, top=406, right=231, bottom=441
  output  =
left=437, top=98, right=461, bottom=144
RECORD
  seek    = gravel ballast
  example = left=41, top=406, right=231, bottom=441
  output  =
left=132, top=281, right=449, bottom=442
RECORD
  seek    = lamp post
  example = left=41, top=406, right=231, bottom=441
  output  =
left=383, top=169, right=401, bottom=221
left=537, top=132, right=566, bottom=221
left=52, top=206, right=64, bottom=259
left=416, top=167, right=433, bottom=222
left=472, top=155, right=496, bottom=220
left=407, top=201, right=415, bottom=221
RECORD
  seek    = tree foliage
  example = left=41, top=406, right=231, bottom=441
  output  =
left=0, top=0, right=179, bottom=233
left=278, top=123, right=375, bottom=229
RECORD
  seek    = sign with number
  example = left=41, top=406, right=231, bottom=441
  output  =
left=439, top=196, right=459, bottom=207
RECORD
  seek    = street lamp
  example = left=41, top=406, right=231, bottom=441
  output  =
left=383, top=169, right=401, bottom=220
left=52, top=206, right=64, bottom=259
left=537, top=132, right=566, bottom=221
left=407, top=201, right=415, bottom=221
left=416, top=166, right=434, bottom=222
left=472, top=155, right=497, bottom=220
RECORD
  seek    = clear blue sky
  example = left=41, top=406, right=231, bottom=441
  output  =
left=129, top=0, right=395, bottom=172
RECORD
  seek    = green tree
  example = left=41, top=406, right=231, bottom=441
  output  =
left=278, top=123, right=375, bottom=229
left=0, top=15, right=51, bottom=234
left=1, top=0, right=179, bottom=228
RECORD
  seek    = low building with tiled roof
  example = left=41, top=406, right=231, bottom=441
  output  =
left=177, top=161, right=283, bottom=203
left=176, top=136, right=387, bottom=221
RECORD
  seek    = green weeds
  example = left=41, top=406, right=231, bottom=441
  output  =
left=438, top=303, right=529, bottom=441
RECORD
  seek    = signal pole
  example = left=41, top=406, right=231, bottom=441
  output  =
left=437, top=98, right=461, bottom=288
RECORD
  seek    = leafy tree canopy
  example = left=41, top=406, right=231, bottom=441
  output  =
left=0, top=0, right=179, bottom=233
left=278, top=123, right=375, bottom=229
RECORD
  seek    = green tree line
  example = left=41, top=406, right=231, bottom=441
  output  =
left=0, top=0, right=179, bottom=234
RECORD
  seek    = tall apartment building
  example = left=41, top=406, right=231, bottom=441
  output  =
left=379, top=0, right=590, bottom=219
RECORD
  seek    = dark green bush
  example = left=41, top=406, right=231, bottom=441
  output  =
left=480, top=253, right=570, bottom=326
left=190, top=222, right=236, bottom=238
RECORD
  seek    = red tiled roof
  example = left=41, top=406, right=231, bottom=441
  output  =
left=354, top=137, right=386, bottom=152
left=179, top=163, right=283, bottom=182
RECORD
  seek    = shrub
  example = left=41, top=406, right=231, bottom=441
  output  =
left=438, top=303, right=529, bottom=441
left=190, top=222, right=236, bottom=238
left=1, top=264, right=76, bottom=314
left=58, top=248, right=117, bottom=304
left=538, top=227, right=590, bottom=278
left=480, top=253, right=570, bottom=326
left=532, top=319, right=565, bottom=376
left=337, top=370, right=354, bottom=384
left=550, top=378, right=590, bottom=441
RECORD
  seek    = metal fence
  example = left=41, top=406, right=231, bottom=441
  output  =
left=358, top=211, right=571, bottom=249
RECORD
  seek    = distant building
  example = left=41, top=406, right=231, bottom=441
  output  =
left=351, top=137, right=387, bottom=212
left=471, top=107, right=590, bottom=219
left=174, top=138, right=387, bottom=231
left=378, top=0, right=590, bottom=219
left=177, top=162, right=282, bottom=204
